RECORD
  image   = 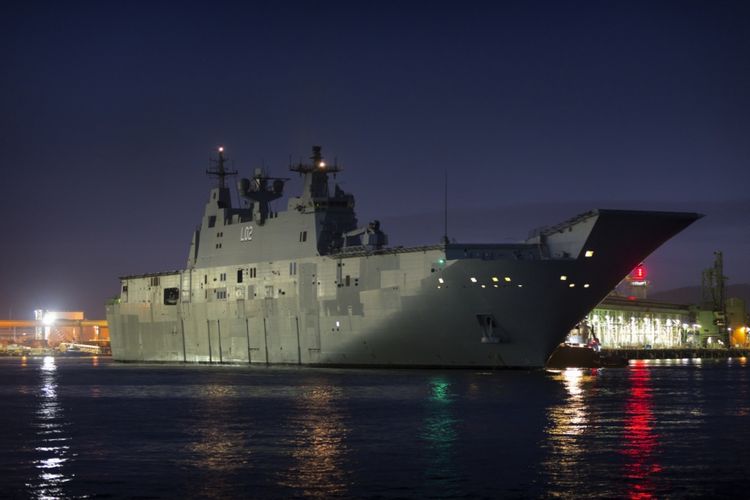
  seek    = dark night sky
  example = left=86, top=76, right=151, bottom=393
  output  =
left=1, top=1, right=748, bottom=319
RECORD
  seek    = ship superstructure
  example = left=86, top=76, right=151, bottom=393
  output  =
left=107, top=147, right=701, bottom=367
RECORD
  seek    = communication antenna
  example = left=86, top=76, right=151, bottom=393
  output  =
left=442, top=171, right=449, bottom=245
left=206, top=146, right=238, bottom=189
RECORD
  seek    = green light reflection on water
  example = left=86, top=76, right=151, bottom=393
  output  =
left=421, top=377, right=459, bottom=494
left=430, top=378, right=451, bottom=404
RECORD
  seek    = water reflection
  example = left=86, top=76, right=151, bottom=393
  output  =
left=281, top=385, right=350, bottom=497
left=27, top=356, right=74, bottom=498
left=735, top=358, right=749, bottom=417
left=421, top=377, right=459, bottom=495
left=542, top=368, right=595, bottom=493
left=622, top=361, right=662, bottom=499
left=187, top=384, right=247, bottom=498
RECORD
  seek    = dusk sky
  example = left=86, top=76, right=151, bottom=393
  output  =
left=1, top=1, right=748, bottom=319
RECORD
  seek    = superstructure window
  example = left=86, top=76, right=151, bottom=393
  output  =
left=220, top=272, right=226, bottom=282
left=149, top=276, right=160, bottom=286
left=249, top=267, right=257, bottom=278
left=163, top=287, right=179, bottom=305
left=299, top=231, right=307, bottom=242
left=237, top=269, right=243, bottom=283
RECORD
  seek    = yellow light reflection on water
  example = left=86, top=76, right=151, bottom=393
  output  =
left=279, top=385, right=350, bottom=497
left=184, top=383, right=245, bottom=498
left=543, top=368, right=595, bottom=494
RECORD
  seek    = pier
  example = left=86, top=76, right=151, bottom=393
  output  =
left=601, top=347, right=749, bottom=362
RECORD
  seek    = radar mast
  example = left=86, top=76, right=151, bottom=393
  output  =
left=290, top=146, right=341, bottom=199
left=206, top=146, right=238, bottom=188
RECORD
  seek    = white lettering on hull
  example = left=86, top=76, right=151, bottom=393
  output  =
left=240, top=225, right=254, bottom=242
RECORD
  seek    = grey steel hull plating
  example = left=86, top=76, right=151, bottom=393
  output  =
left=108, top=202, right=702, bottom=368
left=108, top=261, right=589, bottom=368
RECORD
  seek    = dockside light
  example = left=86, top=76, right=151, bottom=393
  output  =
left=42, top=312, right=56, bottom=326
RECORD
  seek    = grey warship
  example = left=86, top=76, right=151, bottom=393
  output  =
left=106, top=146, right=701, bottom=367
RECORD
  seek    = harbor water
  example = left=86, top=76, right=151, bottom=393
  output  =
left=1, top=356, right=748, bottom=498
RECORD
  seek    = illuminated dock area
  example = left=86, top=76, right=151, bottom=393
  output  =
left=602, top=347, right=750, bottom=362
left=0, top=311, right=110, bottom=356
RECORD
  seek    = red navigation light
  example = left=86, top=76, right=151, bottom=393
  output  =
left=632, top=263, right=647, bottom=281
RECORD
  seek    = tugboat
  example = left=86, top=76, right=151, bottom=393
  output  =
left=107, top=146, right=701, bottom=368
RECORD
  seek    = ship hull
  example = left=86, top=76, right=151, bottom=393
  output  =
left=107, top=208, right=701, bottom=368
left=104, top=259, right=642, bottom=368
left=107, top=259, right=595, bottom=368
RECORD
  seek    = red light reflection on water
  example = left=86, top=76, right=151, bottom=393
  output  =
left=622, top=361, right=662, bottom=499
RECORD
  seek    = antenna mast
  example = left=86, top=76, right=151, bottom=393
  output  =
left=206, top=146, right=238, bottom=188
left=442, top=171, right=449, bottom=245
